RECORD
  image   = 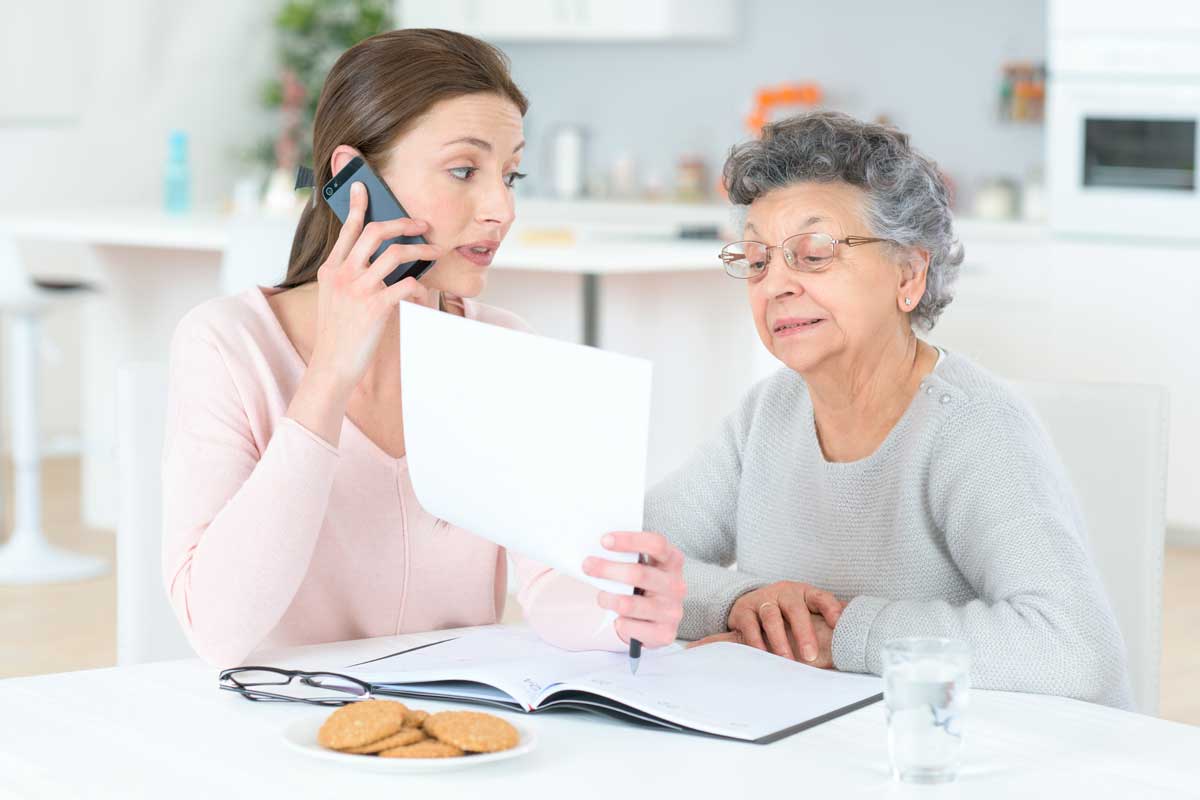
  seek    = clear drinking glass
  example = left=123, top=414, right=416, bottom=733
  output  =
left=882, top=638, right=971, bottom=784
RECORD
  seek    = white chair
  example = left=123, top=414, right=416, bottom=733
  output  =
left=1010, top=380, right=1169, bottom=715
left=115, top=361, right=193, bottom=664
left=219, top=214, right=298, bottom=295
left=0, top=237, right=108, bottom=584
left=114, top=212, right=295, bottom=662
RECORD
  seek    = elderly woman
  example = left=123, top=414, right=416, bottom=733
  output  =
left=640, top=111, right=1132, bottom=708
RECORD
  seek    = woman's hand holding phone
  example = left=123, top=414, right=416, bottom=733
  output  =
left=311, top=181, right=438, bottom=387
left=286, top=181, right=440, bottom=446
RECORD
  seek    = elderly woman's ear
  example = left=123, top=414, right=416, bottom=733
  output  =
left=897, top=247, right=931, bottom=313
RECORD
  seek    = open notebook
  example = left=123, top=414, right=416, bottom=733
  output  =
left=335, top=627, right=882, bottom=744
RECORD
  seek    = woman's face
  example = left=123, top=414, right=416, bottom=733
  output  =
left=331, top=92, right=525, bottom=298
left=743, top=181, right=919, bottom=374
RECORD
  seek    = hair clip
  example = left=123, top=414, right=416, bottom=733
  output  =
left=294, top=165, right=315, bottom=190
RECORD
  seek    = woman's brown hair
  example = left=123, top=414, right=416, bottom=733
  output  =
left=279, top=29, right=529, bottom=289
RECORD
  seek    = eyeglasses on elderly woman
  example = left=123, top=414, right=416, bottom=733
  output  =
left=719, top=232, right=898, bottom=279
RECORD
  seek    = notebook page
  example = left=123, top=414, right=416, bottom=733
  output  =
left=344, top=628, right=673, bottom=711
left=536, top=641, right=883, bottom=741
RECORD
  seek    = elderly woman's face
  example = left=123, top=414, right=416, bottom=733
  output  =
left=744, top=181, right=909, bottom=373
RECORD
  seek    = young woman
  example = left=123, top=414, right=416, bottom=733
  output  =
left=162, top=29, right=684, bottom=667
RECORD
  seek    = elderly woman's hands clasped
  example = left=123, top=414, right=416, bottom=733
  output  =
left=688, top=581, right=846, bottom=668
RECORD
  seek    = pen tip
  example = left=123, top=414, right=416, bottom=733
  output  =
left=630, top=658, right=640, bottom=675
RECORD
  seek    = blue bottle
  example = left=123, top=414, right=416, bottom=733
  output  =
left=164, top=129, right=191, bottom=214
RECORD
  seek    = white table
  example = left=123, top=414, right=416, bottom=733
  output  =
left=2, top=627, right=1196, bottom=799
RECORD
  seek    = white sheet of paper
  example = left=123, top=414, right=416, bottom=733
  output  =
left=399, top=302, right=651, bottom=596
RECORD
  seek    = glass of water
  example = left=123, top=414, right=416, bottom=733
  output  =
left=882, top=638, right=971, bottom=784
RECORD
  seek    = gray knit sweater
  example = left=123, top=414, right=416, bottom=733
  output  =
left=645, top=351, right=1133, bottom=709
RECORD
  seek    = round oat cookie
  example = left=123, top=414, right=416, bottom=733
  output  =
left=403, top=709, right=430, bottom=728
left=379, top=739, right=465, bottom=759
left=422, top=711, right=519, bottom=753
left=317, top=699, right=409, bottom=751
left=341, top=727, right=425, bottom=754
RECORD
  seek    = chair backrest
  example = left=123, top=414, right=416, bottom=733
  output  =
left=116, top=361, right=194, bottom=664
left=1009, top=380, right=1169, bottom=715
left=219, top=214, right=298, bottom=296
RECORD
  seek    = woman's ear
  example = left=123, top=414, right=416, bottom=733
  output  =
left=897, top=247, right=930, bottom=311
left=329, top=145, right=363, bottom=180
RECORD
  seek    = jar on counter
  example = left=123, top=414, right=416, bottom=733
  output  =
left=674, top=154, right=708, bottom=203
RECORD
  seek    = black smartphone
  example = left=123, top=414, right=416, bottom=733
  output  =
left=321, top=156, right=436, bottom=285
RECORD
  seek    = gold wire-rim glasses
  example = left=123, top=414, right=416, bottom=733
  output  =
left=718, top=232, right=897, bottom=279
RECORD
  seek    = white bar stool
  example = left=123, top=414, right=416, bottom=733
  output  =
left=0, top=237, right=108, bottom=584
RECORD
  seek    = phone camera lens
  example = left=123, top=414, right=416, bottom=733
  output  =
left=324, top=186, right=335, bottom=197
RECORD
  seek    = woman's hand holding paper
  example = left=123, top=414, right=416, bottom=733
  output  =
left=583, top=531, right=685, bottom=649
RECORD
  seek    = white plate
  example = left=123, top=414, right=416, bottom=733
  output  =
left=282, top=715, right=536, bottom=773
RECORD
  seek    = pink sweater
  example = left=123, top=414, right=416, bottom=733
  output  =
left=162, top=287, right=620, bottom=667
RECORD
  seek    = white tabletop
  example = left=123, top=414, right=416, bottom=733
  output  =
left=0, top=207, right=232, bottom=250
left=0, top=207, right=725, bottom=275
left=1, top=627, right=1196, bottom=799
left=0, top=205, right=1048, bottom=276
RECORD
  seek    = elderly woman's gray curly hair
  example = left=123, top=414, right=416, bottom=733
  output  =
left=723, top=111, right=964, bottom=331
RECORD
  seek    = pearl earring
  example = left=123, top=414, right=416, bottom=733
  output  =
left=904, top=297, right=912, bottom=306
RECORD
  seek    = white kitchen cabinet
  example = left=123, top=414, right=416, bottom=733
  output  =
left=396, top=0, right=736, bottom=42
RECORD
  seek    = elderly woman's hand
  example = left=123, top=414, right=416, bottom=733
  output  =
left=582, top=531, right=686, bottom=649
left=693, top=581, right=844, bottom=664
left=687, top=608, right=838, bottom=669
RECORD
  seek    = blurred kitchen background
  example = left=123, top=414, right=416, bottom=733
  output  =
left=0, top=0, right=1196, bottom=723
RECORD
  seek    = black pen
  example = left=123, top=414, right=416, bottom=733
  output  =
left=629, top=553, right=646, bottom=674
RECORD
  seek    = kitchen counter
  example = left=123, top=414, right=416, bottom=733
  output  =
left=0, top=204, right=1056, bottom=271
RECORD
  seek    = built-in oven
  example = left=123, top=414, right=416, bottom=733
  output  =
left=1047, top=2, right=1200, bottom=238
left=1084, top=118, right=1195, bottom=193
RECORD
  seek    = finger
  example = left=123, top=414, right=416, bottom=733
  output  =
left=349, top=218, right=431, bottom=271
left=806, top=588, right=844, bottom=627
left=613, top=617, right=674, bottom=649
left=728, top=607, right=767, bottom=651
left=328, top=181, right=368, bottom=265
left=597, top=591, right=680, bottom=624
left=347, top=217, right=431, bottom=270
left=601, top=531, right=676, bottom=566
left=685, top=631, right=741, bottom=649
left=380, top=276, right=430, bottom=307
left=781, top=603, right=820, bottom=663
left=358, top=241, right=441, bottom=288
left=582, top=557, right=673, bottom=596
left=756, top=602, right=795, bottom=660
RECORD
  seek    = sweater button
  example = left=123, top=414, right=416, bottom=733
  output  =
left=925, top=386, right=935, bottom=395
left=940, top=393, right=952, bottom=404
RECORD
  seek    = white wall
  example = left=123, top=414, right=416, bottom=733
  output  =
left=0, top=0, right=275, bottom=444
left=502, top=0, right=1047, bottom=211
